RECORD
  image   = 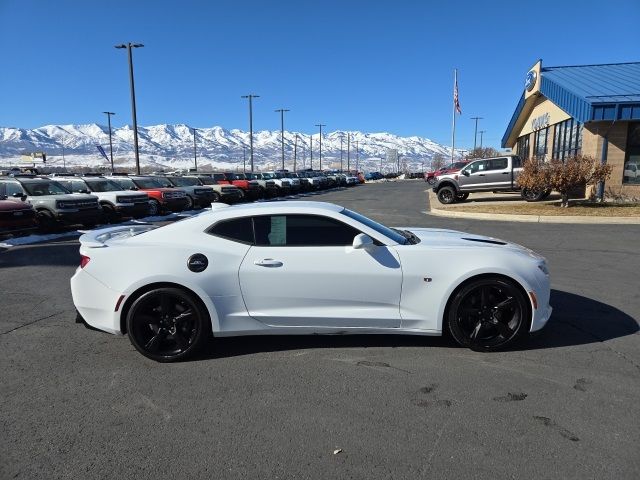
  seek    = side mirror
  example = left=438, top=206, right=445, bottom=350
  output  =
left=462, top=170, right=470, bottom=176
left=12, top=192, right=25, bottom=198
left=352, top=233, right=374, bottom=250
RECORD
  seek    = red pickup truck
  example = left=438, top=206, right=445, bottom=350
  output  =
left=424, top=161, right=470, bottom=185
left=221, top=172, right=261, bottom=200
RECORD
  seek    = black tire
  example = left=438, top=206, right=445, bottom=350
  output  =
left=211, top=192, right=221, bottom=203
left=37, top=210, right=57, bottom=232
left=540, top=190, right=552, bottom=200
left=148, top=199, right=161, bottom=216
left=456, top=192, right=469, bottom=201
left=126, top=287, right=211, bottom=362
left=437, top=186, right=457, bottom=205
left=101, top=204, right=120, bottom=224
left=427, top=177, right=436, bottom=186
left=521, top=188, right=547, bottom=202
left=185, top=195, right=194, bottom=210
left=447, top=276, right=530, bottom=352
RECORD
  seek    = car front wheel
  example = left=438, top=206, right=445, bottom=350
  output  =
left=126, top=287, right=211, bottom=362
left=436, top=186, right=457, bottom=204
left=148, top=199, right=160, bottom=216
left=447, top=277, right=529, bottom=351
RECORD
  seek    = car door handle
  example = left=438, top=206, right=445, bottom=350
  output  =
left=254, top=259, right=283, bottom=267
left=501, top=172, right=510, bottom=175
left=478, top=174, right=485, bottom=176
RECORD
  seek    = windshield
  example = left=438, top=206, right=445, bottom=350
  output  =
left=112, top=177, right=137, bottom=190
left=196, top=177, right=214, bottom=185
left=22, top=181, right=70, bottom=196
left=167, top=177, right=199, bottom=187
left=245, top=173, right=257, bottom=180
left=134, top=178, right=166, bottom=189
left=85, top=179, right=124, bottom=192
left=261, top=172, right=275, bottom=179
left=340, top=208, right=408, bottom=245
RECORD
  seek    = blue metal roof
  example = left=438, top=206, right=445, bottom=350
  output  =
left=502, top=62, right=640, bottom=147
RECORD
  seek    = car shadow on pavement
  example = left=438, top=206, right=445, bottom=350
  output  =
left=195, top=289, right=638, bottom=360
left=519, top=289, right=639, bottom=351
left=0, top=240, right=81, bottom=268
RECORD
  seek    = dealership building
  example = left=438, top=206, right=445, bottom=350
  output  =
left=502, top=61, right=640, bottom=196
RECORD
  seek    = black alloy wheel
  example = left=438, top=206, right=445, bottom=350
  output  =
left=456, top=192, right=469, bottom=201
left=447, top=277, right=529, bottom=351
left=521, top=188, right=547, bottom=202
left=211, top=192, right=221, bottom=203
left=437, top=186, right=457, bottom=204
left=126, top=287, right=211, bottom=362
left=148, top=199, right=160, bottom=216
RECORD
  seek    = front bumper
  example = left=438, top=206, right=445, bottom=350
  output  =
left=55, top=208, right=103, bottom=225
left=115, top=202, right=150, bottom=218
left=162, top=197, right=189, bottom=212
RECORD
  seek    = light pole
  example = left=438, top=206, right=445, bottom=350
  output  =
left=471, top=116, right=483, bottom=151
left=479, top=130, right=486, bottom=149
left=309, top=135, right=313, bottom=170
left=191, top=127, right=198, bottom=171
left=242, top=145, right=246, bottom=173
left=315, top=124, right=325, bottom=170
left=346, top=133, right=350, bottom=171
left=293, top=134, right=298, bottom=171
left=355, top=139, right=359, bottom=172
left=340, top=134, right=344, bottom=172
left=61, top=136, right=66, bottom=169
left=103, top=111, right=115, bottom=172
left=275, top=108, right=290, bottom=170
left=115, top=42, right=144, bottom=174
left=241, top=94, right=259, bottom=172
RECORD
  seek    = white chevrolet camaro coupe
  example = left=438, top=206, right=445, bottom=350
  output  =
left=71, top=201, right=552, bottom=362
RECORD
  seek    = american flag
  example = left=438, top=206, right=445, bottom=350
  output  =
left=453, top=73, right=462, bottom=114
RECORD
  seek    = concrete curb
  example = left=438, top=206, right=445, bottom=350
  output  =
left=426, top=191, right=640, bottom=224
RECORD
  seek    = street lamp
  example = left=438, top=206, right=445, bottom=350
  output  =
left=103, top=112, right=115, bottom=172
left=191, top=127, right=198, bottom=171
left=242, top=145, right=247, bottom=173
left=293, top=134, right=299, bottom=171
left=114, top=42, right=144, bottom=174
left=241, top=94, right=259, bottom=172
left=471, top=116, right=483, bottom=151
left=479, top=130, right=486, bottom=149
left=275, top=108, right=290, bottom=170
left=315, top=123, right=325, bottom=170
left=346, top=133, right=350, bottom=171
left=340, top=133, right=344, bottom=172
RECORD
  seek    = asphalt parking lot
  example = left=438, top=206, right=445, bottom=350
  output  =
left=1, top=181, right=639, bottom=479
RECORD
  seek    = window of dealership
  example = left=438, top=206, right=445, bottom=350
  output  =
left=502, top=61, right=640, bottom=193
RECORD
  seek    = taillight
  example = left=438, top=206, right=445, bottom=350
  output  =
left=80, top=255, right=90, bottom=269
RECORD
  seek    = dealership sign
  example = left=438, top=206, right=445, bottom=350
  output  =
left=525, top=70, right=537, bottom=92
left=531, top=113, right=550, bottom=131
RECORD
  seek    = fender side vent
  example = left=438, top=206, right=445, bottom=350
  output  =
left=461, top=237, right=507, bottom=246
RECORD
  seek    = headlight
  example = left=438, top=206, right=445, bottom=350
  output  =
left=537, top=263, right=549, bottom=275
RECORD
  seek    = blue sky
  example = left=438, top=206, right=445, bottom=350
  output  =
left=1, top=0, right=638, bottom=149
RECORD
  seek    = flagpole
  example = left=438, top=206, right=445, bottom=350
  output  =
left=451, top=68, right=457, bottom=162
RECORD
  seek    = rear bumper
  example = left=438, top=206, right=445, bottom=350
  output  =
left=70, top=268, right=123, bottom=335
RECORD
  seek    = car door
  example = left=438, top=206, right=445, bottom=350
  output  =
left=238, top=214, right=402, bottom=329
left=484, top=157, right=511, bottom=190
left=458, top=160, right=489, bottom=191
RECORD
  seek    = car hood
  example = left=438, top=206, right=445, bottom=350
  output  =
left=29, top=194, right=98, bottom=201
left=402, top=227, right=543, bottom=259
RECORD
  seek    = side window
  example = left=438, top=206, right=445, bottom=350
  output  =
left=488, top=158, right=508, bottom=170
left=72, top=180, right=86, bottom=192
left=254, top=215, right=361, bottom=247
left=512, top=156, right=522, bottom=168
left=468, top=161, right=486, bottom=173
left=4, top=182, right=24, bottom=197
left=208, top=217, right=254, bottom=244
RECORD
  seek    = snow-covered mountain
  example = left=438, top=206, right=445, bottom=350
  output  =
left=0, top=123, right=457, bottom=171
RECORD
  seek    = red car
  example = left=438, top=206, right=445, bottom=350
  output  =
left=222, top=172, right=261, bottom=200
left=111, top=176, right=188, bottom=216
left=424, top=161, right=470, bottom=185
left=0, top=181, right=37, bottom=236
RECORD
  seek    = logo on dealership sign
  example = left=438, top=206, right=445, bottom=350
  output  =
left=525, top=70, right=537, bottom=92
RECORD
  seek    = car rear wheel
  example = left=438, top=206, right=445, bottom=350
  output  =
left=126, top=287, right=211, bottom=362
left=521, top=188, right=549, bottom=202
left=447, top=277, right=529, bottom=351
left=436, top=186, right=457, bottom=204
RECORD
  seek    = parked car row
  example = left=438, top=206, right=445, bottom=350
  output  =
left=0, top=169, right=362, bottom=235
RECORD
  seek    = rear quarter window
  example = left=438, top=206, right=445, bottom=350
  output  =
left=208, top=217, right=254, bottom=244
